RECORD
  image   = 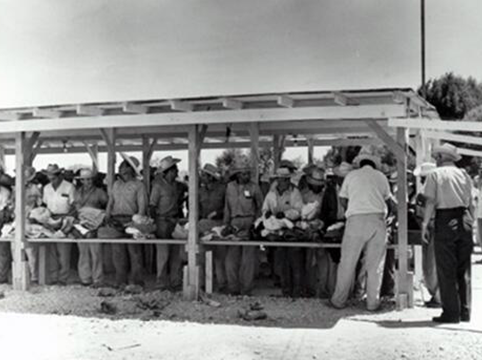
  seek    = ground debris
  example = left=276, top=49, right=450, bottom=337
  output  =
left=97, top=288, right=117, bottom=297
left=124, top=284, right=143, bottom=295
left=0, top=291, right=5, bottom=300
left=99, top=301, right=117, bottom=315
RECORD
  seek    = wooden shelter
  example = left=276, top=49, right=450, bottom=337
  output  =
left=0, top=88, right=437, bottom=309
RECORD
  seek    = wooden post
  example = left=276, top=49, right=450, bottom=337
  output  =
left=142, top=136, right=152, bottom=191
left=84, top=142, right=99, bottom=172
left=249, top=122, right=260, bottom=183
left=273, top=135, right=285, bottom=170
left=0, top=144, right=5, bottom=169
left=12, top=132, right=29, bottom=290
left=101, top=129, right=116, bottom=192
left=396, top=126, right=409, bottom=309
left=185, top=125, right=200, bottom=300
left=307, top=136, right=315, bottom=164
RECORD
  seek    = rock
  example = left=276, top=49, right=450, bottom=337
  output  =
left=99, top=301, right=117, bottom=315
left=124, top=285, right=143, bottom=294
left=0, top=291, right=4, bottom=299
left=98, top=288, right=117, bottom=297
left=238, top=309, right=268, bottom=321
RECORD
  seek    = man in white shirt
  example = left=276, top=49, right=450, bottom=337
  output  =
left=42, top=164, right=76, bottom=285
left=330, top=153, right=394, bottom=311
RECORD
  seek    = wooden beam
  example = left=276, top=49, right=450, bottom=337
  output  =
left=185, top=125, right=201, bottom=300
left=392, top=91, right=406, bottom=104
left=0, top=145, right=4, bottom=168
left=0, top=105, right=406, bottom=134
left=365, top=120, right=406, bottom=163
left=170, top=100, right=193, bottom=112
left=457, top=148, right=482, bottom=158
left=277, top=95, right=294, bottom=108
left=12, top=132, right=29, bottom=290
left=24, top=131, right=41, bottom=166
left=423, top=130, right=482, bottom=147
left=122, top=102, right=148, bottom=114
left=388, top=118, right=482, bottom=132
left=33, top=108, right=62, bottom=118
left=76, top=104, right=104, bottom=117
left=306, top=136, right=315, bottom=164
left=333, top=92, right=359, bottom=106
left=100, top=129, right=116, bottom=192
left=142, top=136, right=152, bottom=191
left=396, top=127, right=409, bottom=309
left=222, top=98, right=243, bottom=110
left=0, top=113, right=22, bottom=121
left=83, top=141, right=99, bottom=171
left=249, top=122, right=260, bottom=182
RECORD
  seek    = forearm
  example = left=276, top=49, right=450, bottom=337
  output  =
left=422, top=200, right=435, bottom=227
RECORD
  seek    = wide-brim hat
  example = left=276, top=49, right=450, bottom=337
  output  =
left=45, top=164, right=63, bottom=175
left=119, top=153, right=142, bottom=177
left=432, top=143, right=462, bottom=162
left=270, top=167, right=293, bottom=179
left=279, top=159, right=298, bottom=172
left=76, top=168, right=95, bottom=180
left=333, top=162, right=353, bottom=178
left=24, top=166, right=36, bottom=182
left=306, top=168, right=325, bottom=186
left=158, top=155, right=181, bottom=173
left=353, top=153, right=382, bottom=170
left=413, top=162, right=436, bottom=177
left=201, top=163, right=221, bottom=180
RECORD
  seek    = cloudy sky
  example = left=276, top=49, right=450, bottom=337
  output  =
left=1, top=0, right=481, bottom=171
left=1, top=0, right=481, bottom=108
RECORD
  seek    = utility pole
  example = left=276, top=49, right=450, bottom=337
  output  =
left=421, top=0, right=426, bottom=98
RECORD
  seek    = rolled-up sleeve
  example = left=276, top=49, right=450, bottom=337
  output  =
left=423, top=172, right=437, bottom=204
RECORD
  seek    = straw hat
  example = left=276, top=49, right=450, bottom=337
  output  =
left=119, top=153, right=142, bottom=177
left=270, top=167, right=292, bottom=179
left=76, top=168, right=95, bottom=180
left=201, top=163, right=221, bottom=180
left=279, top=159, right=298, bottom=172
left=307, top=168, right=325, bottom=186
left=353, top=153, right=382, bottom=170
left=333, top=162, right=353, bottom=178
left=432, top=143, right=462, bottom=162
left=45, top=164, right=63, bottom=175
left=158, top=155, right=181, bottom=173
left=414, top=162, right=436, bottom=177
left=24, top=166, right=36, bottom=182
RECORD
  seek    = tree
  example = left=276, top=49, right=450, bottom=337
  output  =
left=420, top=72, right=482, bottom=120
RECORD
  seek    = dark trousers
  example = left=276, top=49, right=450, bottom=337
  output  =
left=155, top=218, right=182, bottom=289
left=434, top=208, right=473, bottom=319
left=275, top=247, right=304, bottom=297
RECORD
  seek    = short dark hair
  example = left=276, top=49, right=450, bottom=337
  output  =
left=359, top=159, right=376, bottom=168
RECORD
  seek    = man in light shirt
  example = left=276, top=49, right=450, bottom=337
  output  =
left=330, top=152, right=394, bottom=311
left=42, top=164, right=76, bottom=285
left=422, top=143, right=473, bottom=323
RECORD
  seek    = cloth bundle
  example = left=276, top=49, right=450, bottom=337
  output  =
left=255, top=215, right=294, bottom=238
left=125, top=215, right=156, bottom=240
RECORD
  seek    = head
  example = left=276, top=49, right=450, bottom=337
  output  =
left=163, top=164, right=179, bottom=183
left=78, top=169, right=95, bottom=189
left=45, top=164, right=63, bottom=186
left=276, top=176, right=291, bottom=193
left=359, top=159, right=376, bottom=169
left=236, top=170, right=251, bottom=184
left=119, top=160, right=135, bottom=181
left=431, top=144, right=461, bottom=166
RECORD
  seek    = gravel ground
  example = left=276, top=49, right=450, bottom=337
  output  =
left=0, top=253, right=481, bottom=360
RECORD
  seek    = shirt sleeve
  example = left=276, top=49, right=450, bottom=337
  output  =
left=99, top=189, right=109, bottom=209
left=149, top=182, right=160, bottom=207
left=423, top=172, right=437, bottom=203
left=262, top=192, right=274, bottom=214
left=338, top=175, right=350, bottom=199
left=68, top=183, right=76, bottom=205
left=42, top=186, right=48, bottom=205
left=137, top=182, right=148, bottom=215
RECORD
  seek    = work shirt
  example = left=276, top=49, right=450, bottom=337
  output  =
left=75, top=186, right=108, bottom=210
left=262, top=185, right=303, bottom=220
left=43, top=180, right=76, bottom=215
left=0, top=186, right=11, bottom=211
left=199, top=181, right=226, bottom=220
left=111, top=178, right=147, bottom=216
left=339, top=165, right=391, bottom=218
left=150, top=177, right=182, bottom=219
left=224, top=181, right=263, bottom=222
left=424, top=165, right=473, bottom=210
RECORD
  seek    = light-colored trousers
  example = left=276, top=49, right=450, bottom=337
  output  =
left=331, top=213, right=387, bottom=310
left=77, top=243, right=103, bottom=284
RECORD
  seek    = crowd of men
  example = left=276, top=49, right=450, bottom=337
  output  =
left=0, top=143, right=477, bottom=322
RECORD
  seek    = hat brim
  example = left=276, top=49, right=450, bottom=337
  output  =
left=160, top=159, right=181, bottom=173
left=432, top=147, right=462, bottom=162
left=201, top=169, right=221, bottom=180
left=307, top=176, right=324, bottom=186
left=120, top=153, right=142, bottom=176
left=354, top=154, right=381, bottom=170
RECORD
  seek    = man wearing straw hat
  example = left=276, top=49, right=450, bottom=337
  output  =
left=223, top=157, right=263, bottom=295
left=150, top=155, right=184, bottom=291
left=199, top=163, right=227, bottom=292
left=330, top=151, right=393, bottom=311
left=105, top=156, right=147, bottom=288
left=42, top=164, right=76, bottom=285
left=74, top=168, right=108, bottom=287
left=422, top=143, right=473, bottom=323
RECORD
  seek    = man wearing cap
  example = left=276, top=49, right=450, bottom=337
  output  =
left=42, top=164, right=76, bottom=285
left=262, top=167, right=304, bottom=297
left=74, top=169, right=108, bottom=287
left=199, top=163, right=227, bottom=291
left=422, top=144, right=473, bottom=323
left=223, top=159, right=264, bottom=295
left=330, top=152, right=394, bottom=311
left=105, top=157, right=147, bottom=287
left=150, top=156, right=184, bottom=291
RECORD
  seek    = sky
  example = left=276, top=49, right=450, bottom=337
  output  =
left=1, top=0, right=482, bottom=171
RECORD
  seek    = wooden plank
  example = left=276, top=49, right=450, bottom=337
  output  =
left=122, top=102, right=148, bottom=114
left=170, top=100, right=193, bottom=112
left=423, top=130, right=482, bottom=147
left=83, top=142, right=99, bottom=171
left=12, top=132, right=29, bottom=290
left=142, top=136, right=152, bottom=191
left=0, top=105, right=407, bottom=134
left=389, top=118, right=482, bottom=132
left=28, top=238, right=187, bottom=245
left=306, top=136, right=315, bottom=164
left=76, top=104, right=104, bottom=116
left=33, top=108, right=62, bottom=118
left=186, top=125, right=200, bottom=300
left=249, top=122, right=260, bottom=182
left=0, top=145, right=5, bottom=168
left=101, top=129, right=116, bottom=192
left=222, top=98, right=243, bottom=110
left=205, top=251, right=213, bottom=294
left=0, top=113, right=22, bottom=121
left=38, top=244, right=47, bottom=285
left=365, top=120, right=406, bottom=163
left=458, top=148, right=482, bottom=158
left=413, top=245, right=423, bottom=285
left=333, top=92, right=359, bottom=106
left=396, top=126, right=409, bottom=309
left=277, top=95, right=294, bottom=108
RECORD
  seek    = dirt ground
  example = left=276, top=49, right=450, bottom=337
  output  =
left=0, top=253, right=481, bottom=360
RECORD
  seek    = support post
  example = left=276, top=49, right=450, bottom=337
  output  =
left=84, top=142, right=99, bottom=172
left=142, top=136, right=152, bottom=191
left=101, top=129, right=116, bottom=192
left=0, top=145, right=5, bottom=168
left=12, top=132, right=29, bottom=290
left=185, top=125, right=200, bottom=300
left=396, top=126, right=410, bottom=309
left=273, top=135, right=285, bottom=170
left=306, top=136, right=315, bottom=164
left=249, top=122, right=260, bottom=183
